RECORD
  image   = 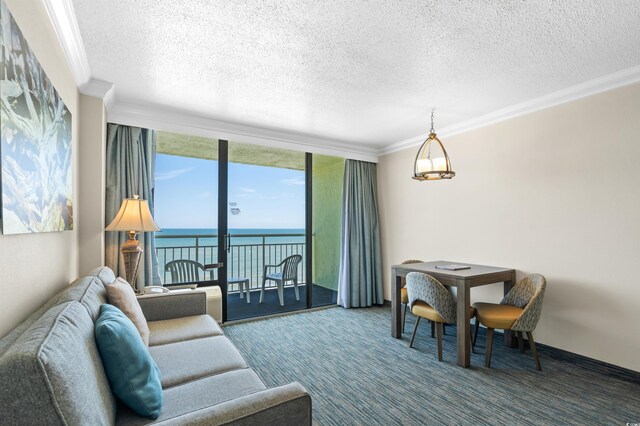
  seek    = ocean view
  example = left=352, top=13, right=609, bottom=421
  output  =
left=155, top=228, right=305, bottom=248
left=155, top=228, right=306, bottom=286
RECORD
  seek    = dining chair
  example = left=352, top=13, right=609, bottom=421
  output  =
left=260, top=254, right=303, bottom=306
left=406, top=272, right=475, bottom=361
left=400, top=259, right=424, bottom=333
left=472, top=273, right=547, bottom=370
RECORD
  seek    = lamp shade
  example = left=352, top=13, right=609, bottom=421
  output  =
left=106, top=196, right=160, bottom=232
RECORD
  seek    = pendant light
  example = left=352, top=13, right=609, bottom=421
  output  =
left=412, top=109, right=455, bottom=181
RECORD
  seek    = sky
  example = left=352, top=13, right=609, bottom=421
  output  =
left=154, top=153, right=305, bottom=229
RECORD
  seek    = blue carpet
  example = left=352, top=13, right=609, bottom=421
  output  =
left=224, top=305, right=640, bottom=425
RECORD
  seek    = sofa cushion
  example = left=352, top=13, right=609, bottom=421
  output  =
left=0, top=296, right=60, bottom=358
left=56, top=275, right=108, bottom=321
left=95, top=304, right=162, bottom=419
left=115, top=368, right=267, bottom=425
left=90, top=265, right=118, bottom=287
left=149, top=336, right=247, bottom=388
left=148, top=314, right=223, bottom=346
left=0, top=302, right=116, bottom=425
left=106, top=278, right=150, bottom=346
left=0, top=268, right=115, bottom=358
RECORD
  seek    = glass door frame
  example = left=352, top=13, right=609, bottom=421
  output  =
left=217, top=140, right=229, bottom=321
left=305, top=153, right=313, bottom=307
left=217, top=141, right=316, bottom=322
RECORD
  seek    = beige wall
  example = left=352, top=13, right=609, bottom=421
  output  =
left=78, top=94, right=106, bottom=275
left=0, top=0, right=80, bottom=337
left=378, top=83, right=640, bottom=372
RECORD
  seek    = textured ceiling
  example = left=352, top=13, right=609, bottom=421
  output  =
left=72, top=0, right=640, bottom=148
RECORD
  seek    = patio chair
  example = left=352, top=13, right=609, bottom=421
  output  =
left=165, top=259, right=207, bottom=284
left=260, top=254, right=303, bottom=306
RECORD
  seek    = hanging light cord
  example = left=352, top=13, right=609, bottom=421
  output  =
left=425, top=108, right=436, bottom=159
left=430, top=108, right=436, bottom=134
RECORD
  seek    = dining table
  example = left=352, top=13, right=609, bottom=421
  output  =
left=391, top=260, right=516, bottom=368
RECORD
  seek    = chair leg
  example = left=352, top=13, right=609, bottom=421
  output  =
left=527, top=331, right=542, bottom=371
left=517, top=331, right=525, bottom=353
left=485, top=328, right=495, bottom=368
left=409, top=317, right=421, bottom=348
left=293, top=279, right=300, bottom=301
left=436, top=322, right=443, bottom=361
left=402, top=304, right=408, bottom=334
left=470, top=325, right=475, bottom=355
left=443, top=324, right=446, bottom=336
left=259, top=277, right=266, bottom=303
left=277, top=280, right=284, bottom=306
left=431, top=320, right=435, bottom=338
left=473, top=317, right=480, bottom=350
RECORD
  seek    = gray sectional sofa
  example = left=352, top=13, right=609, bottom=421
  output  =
left=0, top=266, right=311, bottom=425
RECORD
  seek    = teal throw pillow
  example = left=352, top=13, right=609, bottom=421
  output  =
left=95, top=304, right=162, bottom=419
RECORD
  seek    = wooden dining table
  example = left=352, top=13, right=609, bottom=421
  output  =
left=391, top=260, right=516, bottom=368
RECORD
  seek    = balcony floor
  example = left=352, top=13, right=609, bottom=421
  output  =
left=227, top=284, right=337, bottom=321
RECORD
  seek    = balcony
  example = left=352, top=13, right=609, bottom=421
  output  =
left=154, top=134, right=344, bottom=321
left=155, top=232, right=337, bottom=320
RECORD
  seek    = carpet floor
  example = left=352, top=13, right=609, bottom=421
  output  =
left=224, top=305, right=640, bottom=425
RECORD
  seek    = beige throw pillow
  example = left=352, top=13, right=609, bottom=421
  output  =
left=106, top=278, right=150, bottom=346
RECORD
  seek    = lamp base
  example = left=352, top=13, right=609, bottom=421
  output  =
left=121, top=233, right=143, bottom=292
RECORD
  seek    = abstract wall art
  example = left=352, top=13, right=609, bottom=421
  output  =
left=0, top=0, right=73, bottom=234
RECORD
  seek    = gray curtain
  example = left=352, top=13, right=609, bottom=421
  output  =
left=105, top=124, right=161, bottom=290
left=338, top=159, right=383, bottom=308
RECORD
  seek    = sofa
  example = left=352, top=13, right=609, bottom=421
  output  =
left=0, top=266, right=312, bottom=425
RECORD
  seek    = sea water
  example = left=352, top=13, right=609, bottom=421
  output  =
left=155, top=228, right=305, bottom=248
left=155, top=228, right=305, bottom=286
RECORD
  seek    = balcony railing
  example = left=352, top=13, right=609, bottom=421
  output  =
left=155, top=233, right=306, bottom=293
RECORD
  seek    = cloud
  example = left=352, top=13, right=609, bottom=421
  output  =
left=239, top=187, right=256, bottom=193
left=155, top=167, right=194, bottom=181
left=280, top=178, right=305, bottom=186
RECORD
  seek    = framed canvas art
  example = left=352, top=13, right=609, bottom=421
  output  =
left=0, top=0, right=73, bottom=234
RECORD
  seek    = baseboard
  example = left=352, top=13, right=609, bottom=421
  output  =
left=382, top=302, right=640, bottom=379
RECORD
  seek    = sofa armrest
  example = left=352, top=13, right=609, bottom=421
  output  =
left=156, top=382, right=311, bottom=425
left=137, top=291, right=207, bottom=321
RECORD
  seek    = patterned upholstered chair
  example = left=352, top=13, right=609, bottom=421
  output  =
left=472, top=273, right=547, bottom=370
left=406, top=272, right=475, bottom=361
left=400, top=259, right=424, bottom=333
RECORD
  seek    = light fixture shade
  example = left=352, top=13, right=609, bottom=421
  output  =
left=106, top=196, right=160, bottom=232
left=412, top=132, right=455, bottom=181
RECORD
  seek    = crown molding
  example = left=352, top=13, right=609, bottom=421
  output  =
left=108, top=101, right=379, bottom=162
left=380, top=64, right=640, bottom=155
left=80, top=79, right=116, bottom=109
left=80, top=79, right=113, bottom=98
left=40, top=0, right=640, bottom=161
left=41, top=0, right=91, bottom=88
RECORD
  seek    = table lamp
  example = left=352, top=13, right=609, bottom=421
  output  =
left=106, top=195, right=160, bottom=291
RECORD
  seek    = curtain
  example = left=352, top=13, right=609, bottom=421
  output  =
left=338, top=159, right=383, bottom=308
left=105, top=124, right=161, bottom=290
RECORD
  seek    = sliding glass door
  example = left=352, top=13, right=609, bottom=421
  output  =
left=311, top=154, right=344, bottom=307
left=153, top=132, right=343, bottom=321
left=154, top=134, right=220, bottom=287
left=225, top=141, right=307, bottom=320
